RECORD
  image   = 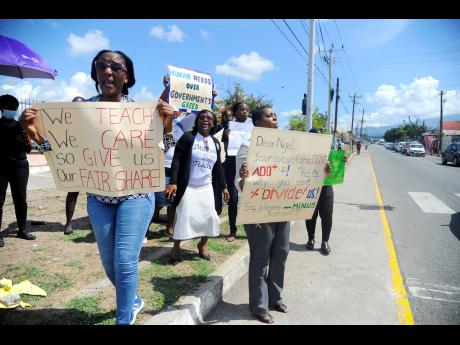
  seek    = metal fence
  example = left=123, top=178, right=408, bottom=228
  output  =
left=17, top=98, right=44, bottom=116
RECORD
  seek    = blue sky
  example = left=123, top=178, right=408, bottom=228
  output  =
left=1, top=19, right=459, bottom=131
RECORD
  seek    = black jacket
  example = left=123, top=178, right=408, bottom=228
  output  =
left=170, top=131, right=227, bottom=215
left=0, top=119, right=31, bottom=162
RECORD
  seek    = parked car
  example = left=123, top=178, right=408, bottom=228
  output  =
left=442, top=142, right=460, bottom=166
left=407, top=143, right=426, bottom=157
left=397, top=142, right=405, bottom=152
left=402, top=142, right=411, bottom=155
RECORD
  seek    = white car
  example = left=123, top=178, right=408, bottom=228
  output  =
left=407, top=143, right=426, bottom=157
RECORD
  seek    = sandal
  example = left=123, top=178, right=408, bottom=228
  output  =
left=197, top=243, right=211, bottom=261
left=256, top=312, right=274, bottom=324
left=271, top=303, right=288, bottom=313
left=226, top=235, right=236, bottom=242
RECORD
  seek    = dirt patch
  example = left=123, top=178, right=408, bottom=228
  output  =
left=0, top=187, right=243, bottom=325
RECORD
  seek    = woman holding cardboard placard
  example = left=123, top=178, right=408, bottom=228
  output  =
left=19, top=49, right=174, bottom=325
left=235, top=106, right=290, bottom=324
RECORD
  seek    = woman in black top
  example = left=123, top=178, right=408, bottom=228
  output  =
left=0, top=94, right=34, bottom=247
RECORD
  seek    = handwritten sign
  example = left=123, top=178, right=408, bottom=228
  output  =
left=168, top=65, right=213, bottom=113
left=323, top=150, right=345, bottom=186
left=236, top=128, right=332, bottom=224
left=227, top=119, right=254, bottom=156
left=34, top=102, right=165, bottom=197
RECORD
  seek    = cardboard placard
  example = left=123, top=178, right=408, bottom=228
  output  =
left=34, top=102, right=165, bottom=196
left=236, top=128, right=332, bottom=224
left=168, top=65, right=213, bottom=113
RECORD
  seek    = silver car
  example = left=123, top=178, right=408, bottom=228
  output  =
left=407, top=143, right=426, bottom=157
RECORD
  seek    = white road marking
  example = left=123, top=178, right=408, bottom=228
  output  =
left=408, top=287, right=460, bottom=303
left=408, top=192, right=455, bottom=214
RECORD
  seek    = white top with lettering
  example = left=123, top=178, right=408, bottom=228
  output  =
left=189, top=133, right=217, bottom=187
left=227, top=118, right=254, bottom=156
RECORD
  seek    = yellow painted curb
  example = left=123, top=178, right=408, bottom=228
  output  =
left=368, top=154, right=414, bottom=325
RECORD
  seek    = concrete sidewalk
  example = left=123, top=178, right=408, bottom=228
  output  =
left=146, top=150, right=407, bottom=325
left=27, top=152, right=50, bottom=174
left=205, top=150, right=403, bottom=324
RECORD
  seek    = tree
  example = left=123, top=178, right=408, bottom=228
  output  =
left=287, top=107, right=326, bottom=132
left=383, top=116, right=428, bottom=142
left=220, top=83, right=273, bottom=114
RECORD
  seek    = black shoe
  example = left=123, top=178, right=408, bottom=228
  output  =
left=64, top=224, right=74, bottom=235
left=305, top=239, right=315, bottom=250
left=0, top=238, right=4, bottom=247
left=17, top=231, right=36, bottom=240
left=320, top=242, right=331, bottom=255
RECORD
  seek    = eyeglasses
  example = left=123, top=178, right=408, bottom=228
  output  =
left=94, top=60, right=127, bottom=72
left=198, top=114, right=214, bottom=122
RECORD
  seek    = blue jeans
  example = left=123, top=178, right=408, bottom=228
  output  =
left=87, top=195, right=154, bottom=325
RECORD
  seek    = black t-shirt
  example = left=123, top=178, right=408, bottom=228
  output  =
left=0, top=119, right=31, bottom=161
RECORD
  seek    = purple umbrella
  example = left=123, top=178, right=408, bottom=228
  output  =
left=0, top=35, right=58, bottom=79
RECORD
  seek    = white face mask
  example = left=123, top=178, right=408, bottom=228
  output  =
left=1, top=109, right=19, bottom=120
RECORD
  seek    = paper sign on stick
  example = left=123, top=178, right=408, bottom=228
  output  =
left=236, top=128, right=332, bottom=224
left=34, top=102, right=165, bottom=197
left=168, top=65, right=213, bottom=113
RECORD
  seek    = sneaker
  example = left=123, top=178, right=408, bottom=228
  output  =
left=0, top=238, right=4, bottom=247
left=130, top=293, right=144, bottom=325
left=17, top=231, right=36, bottom=240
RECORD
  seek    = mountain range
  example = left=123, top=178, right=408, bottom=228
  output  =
left=363, top=114, right=460, bottom=137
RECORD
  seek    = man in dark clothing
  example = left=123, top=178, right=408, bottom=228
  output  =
left=0, top=94, right=35, bottom=247
left=302, top=93, right=307, bottom=115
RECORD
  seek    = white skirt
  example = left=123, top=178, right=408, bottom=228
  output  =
left=173, top=183, right=220, bottom=240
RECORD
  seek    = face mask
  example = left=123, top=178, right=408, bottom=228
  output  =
left=1, top=109, right=19, bottom=120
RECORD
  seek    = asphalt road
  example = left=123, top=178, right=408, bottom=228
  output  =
left=368, top=144, right=460, bottom=324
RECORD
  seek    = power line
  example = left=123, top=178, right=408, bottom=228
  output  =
left=282, top=19, right=309, bottom=57
left=348, top=48, right=460, bottom=59
left=299, top=19, right=310, bottom=39
left=270, top=19, right=308, bottom=64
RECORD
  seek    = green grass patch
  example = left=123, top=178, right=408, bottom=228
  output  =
left=63, top=295, right=115, bottom=325
left=62, top=230, right=95, bottom=243
left=64, top=259, right=84, bottom=270
left=207, top=239, right=240, bottom=256
left=31, top=245, right=48, bottom=252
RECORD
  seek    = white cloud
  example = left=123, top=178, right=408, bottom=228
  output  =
left=67, top=30, right=110, bottom=57
left=200, top=30, right=210, bottom=40
left=215, top=52, right=274, bottom=81
left=133, top=86, right=157, bottom=101
left=365, top=76, right=460, bottom=126
left=149, top=25, right=185, bottom=42
left=0, top=72, right=95, bottom=102
left=365, top=20, right=409, bottom=47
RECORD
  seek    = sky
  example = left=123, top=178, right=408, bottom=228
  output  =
left=1, top=19, right=459, bottom=132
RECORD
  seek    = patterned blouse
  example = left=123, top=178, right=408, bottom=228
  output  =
left=38, top=94, right=152, bottom=204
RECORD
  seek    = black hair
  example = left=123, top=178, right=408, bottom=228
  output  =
left=192, top=109, right=218, bottom=135
left=251, top=106, right=271, bottom=126
left=90, top=50, right=135, bottom=96
left=309, top=127, right=322, bottom=134
left=232, top=102, right=246, bottom=114
left=0, top=94, right=19, bottom=110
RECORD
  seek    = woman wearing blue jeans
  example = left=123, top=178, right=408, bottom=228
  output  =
left=20, top=49, right=174, bottom=325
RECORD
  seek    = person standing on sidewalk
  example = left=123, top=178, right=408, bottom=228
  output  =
left=0, top=94, right=34, bottom=247
left=357, top=141, right=362, bottom=155
left=235, top=106, right=290, bottom=324
left=165, top=110, right=229, bottom=265
left=304, top=128, right=343, bottom=256
left=19, top=49, right=174, bottom=325
left=222, top=102, right=250, bottom=242
left=63, top=96, right=85, bottom=235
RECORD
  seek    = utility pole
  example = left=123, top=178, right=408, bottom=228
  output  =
left=306, top=19, right=316, bottom=131
left=349, top=93, right=361, bottom=152
left=324, top=45, right=343, bottom=134
left=439, top=91, right=446, bottom=153
left=333, top=77, right=340, bottom=136
left=360, top=108, right=365, bottom=138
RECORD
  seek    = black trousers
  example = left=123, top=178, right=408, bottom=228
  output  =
left=0, top=159, right=29, bottom=233
left=305, top=185, right=334, bottom=242
left=223, top=156, right=238, bottom=234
